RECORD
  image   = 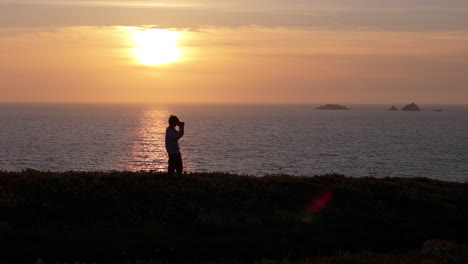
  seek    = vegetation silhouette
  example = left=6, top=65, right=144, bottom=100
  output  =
left=0, top=170, right=467, bottom=263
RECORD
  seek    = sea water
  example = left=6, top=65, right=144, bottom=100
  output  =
left=1, top=103, right=467, bottom=181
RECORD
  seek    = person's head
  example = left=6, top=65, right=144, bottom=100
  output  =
left=168, top=115, right=180, bottom=127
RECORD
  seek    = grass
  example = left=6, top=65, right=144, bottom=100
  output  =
left=0, top=170, right=467, bottom=263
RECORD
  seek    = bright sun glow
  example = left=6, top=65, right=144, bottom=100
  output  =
left=133, top=29, right=181, bottom=66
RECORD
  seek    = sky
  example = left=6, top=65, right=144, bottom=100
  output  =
left=1, top=0, right=468, bottom=104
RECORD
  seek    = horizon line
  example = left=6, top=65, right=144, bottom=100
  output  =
left=1, top=101, right=468, bottom=106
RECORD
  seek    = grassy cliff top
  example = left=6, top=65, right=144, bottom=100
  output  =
left=0, top=170, right=467, bottom=262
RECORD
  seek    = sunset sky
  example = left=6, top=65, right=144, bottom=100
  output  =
left=1, top=0, right=467, bottom=104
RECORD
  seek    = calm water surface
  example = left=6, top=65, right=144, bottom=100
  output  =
left=1, top=103, right=467, bottom=181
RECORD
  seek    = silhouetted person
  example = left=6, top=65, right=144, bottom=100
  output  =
left=165, top=115, right=184, bottom=176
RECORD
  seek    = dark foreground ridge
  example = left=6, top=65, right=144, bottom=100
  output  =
left=0, top=170, right=467, bottom=263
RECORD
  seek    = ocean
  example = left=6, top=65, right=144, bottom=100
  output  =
left=1, top=103, right=467, bottom=182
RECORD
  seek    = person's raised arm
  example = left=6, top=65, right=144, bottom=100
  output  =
left=178, top=123, right=184, bottom=139
left=167, top=126, right=184, bottom=140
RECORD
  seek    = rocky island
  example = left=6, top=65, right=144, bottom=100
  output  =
left=388, top=105, right=398, bottom=111
left=316, top=104, right=350, bottom=110
left=401, top=103, right=421, bottom=111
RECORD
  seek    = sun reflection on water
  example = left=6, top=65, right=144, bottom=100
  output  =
left=127, top=109, right=170, bottom=171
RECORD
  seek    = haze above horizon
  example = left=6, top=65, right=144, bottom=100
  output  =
left=1, top=0, right=467, bottom=104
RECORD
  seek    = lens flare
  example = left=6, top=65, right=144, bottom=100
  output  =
left=298, top=189, right=334, bottom=225
left=307, top=189, right=334, bottom=214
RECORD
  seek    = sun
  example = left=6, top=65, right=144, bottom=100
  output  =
left=133, top=29, right=181, bottom=66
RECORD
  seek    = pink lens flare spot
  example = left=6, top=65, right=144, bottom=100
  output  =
left=307, top=189, right=334, bottom=214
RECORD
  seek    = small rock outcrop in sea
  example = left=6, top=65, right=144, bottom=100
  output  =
left=316, top=104, right=350, bottom=110
left=435, top=109, right=442, bottom=112
left=388, top=105, right=398, bottom=111
left=401, top=103, right=421, bottom=111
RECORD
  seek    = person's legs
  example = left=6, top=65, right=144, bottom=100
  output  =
left=168, top=154, right=177, bottom=176
left=175, top=153, right=183, bottom=177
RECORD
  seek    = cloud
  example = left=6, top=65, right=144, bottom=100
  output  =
left=1, top=1, right=468, bottom=31
left=0, top=1, right=183, bottom=7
